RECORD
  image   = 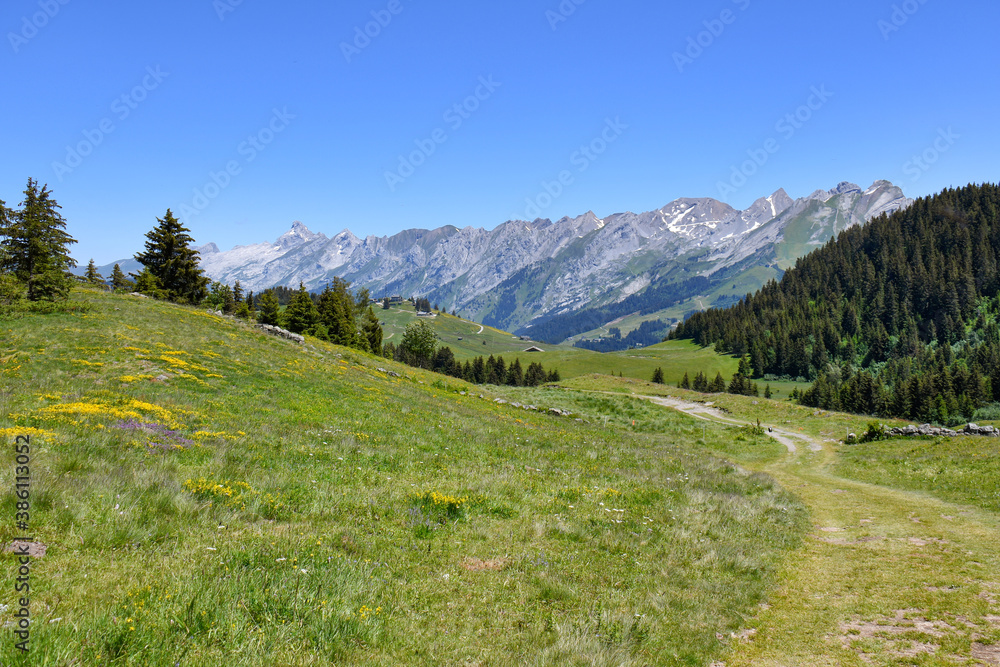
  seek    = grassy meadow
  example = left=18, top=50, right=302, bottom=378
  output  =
left=376, top=304, right=739, bottom=386
left=0, top=289, right=806, bottom=665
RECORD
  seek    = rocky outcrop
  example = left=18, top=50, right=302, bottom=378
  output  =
left=887, top=423, right=999, bottom=438
left=256, top=324, right=305, bottom=345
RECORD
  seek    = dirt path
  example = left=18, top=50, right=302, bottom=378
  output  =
left=643, top=394, right=1000, bottom=665
left=645, top=396, right=819, bottom=454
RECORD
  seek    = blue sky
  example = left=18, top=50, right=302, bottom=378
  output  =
left=2, top=0, right=996, bottom=265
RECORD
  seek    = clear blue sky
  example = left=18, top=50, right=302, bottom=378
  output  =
left=2, top=0, right=996, bottom=265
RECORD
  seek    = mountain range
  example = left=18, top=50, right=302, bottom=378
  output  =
left=95, top=180, right=911, bottom=343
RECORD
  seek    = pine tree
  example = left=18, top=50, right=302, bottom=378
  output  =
left=710, top=372, right=726, bottom=392
left=652, top=367, right=665, bottom=384
left=679, top=372, right=691, bottom=390
left=764, top=384, right=772, bottom=399
left=283, top=283, right=319, bottom=334
left=110, top=264, right=132, bottom=291
left=258, top=290, right=281, bottom=326
left=85, top=259, right=103, bottom=285
left=0, top=179, right=77, bottom=301
left=134, top=209, right=208, bottom=304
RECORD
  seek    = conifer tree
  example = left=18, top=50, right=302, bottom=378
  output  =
left=0, top=179, right=77, bottom=301
left=679, top=372, right=691, bottom=390
left=506, top=358, right=524, bottom=386
left=472, top=355, right=487, bottom=384
left=319, top=281, right=355, bottom=345
left=85, top=259, right=103, bottom=285
left=110, top=264, right=132, bottom=291
left=134, top=209, right=208, bottom=304
left=361, top=306, right=383, bottom=355
left=652, top=367, right=665, bottom=384
left=258, top=290, right=281, bottom=326
left=709, top=372, right=726, bottom=392
left=283, top=282, right=319, bottom=334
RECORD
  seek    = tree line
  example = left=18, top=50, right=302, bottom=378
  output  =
left=671, top=183, right=1000, bottom=424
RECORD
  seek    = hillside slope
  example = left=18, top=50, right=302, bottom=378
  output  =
left=0, top=289, right=803, bottom=665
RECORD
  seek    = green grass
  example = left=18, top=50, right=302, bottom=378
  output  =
left=376, top=304, right=739, bottom=386
left=836, top=436, right=1000, bottom=513
left=0, top=289, right=806, bottom=665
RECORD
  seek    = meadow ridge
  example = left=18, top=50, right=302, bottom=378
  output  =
left=0, top=289, right=804, bottom=665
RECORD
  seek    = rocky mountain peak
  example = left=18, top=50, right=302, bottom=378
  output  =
left=275, top=221, right=326, bottom=250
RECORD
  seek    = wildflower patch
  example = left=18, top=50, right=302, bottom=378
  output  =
left=183, top=477, right=288, bottom=516
left=37, top=397, right=183, bottom=429
left=409, top=491, right=470, bottom=537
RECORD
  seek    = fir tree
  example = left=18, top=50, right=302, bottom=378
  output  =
left=134, top=209, right=207, bottom=304
left=258, top=290, right=281, bottom=326
left=652, top=367, right=665, bottom=384
left=506, top=358, right=524, bottom=386
left=0, top=179, right=77, bottom=301
left=525, top=362, right=547, bottom=387
left=764, top=384, right=772, bottom=399
left=678, top=372, right=691, bottom=390
left=110, top=264, right=132, bottom=291
left=709, top=372, right=726, bottom=392
left=283, top=282, right=319, bottom=334
left=471, top=356, right=487, bottom=384
left=85, top=259, right=103, bottom=285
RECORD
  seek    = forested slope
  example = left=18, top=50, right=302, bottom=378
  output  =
left=672, top=183, right=1000, bottom=424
